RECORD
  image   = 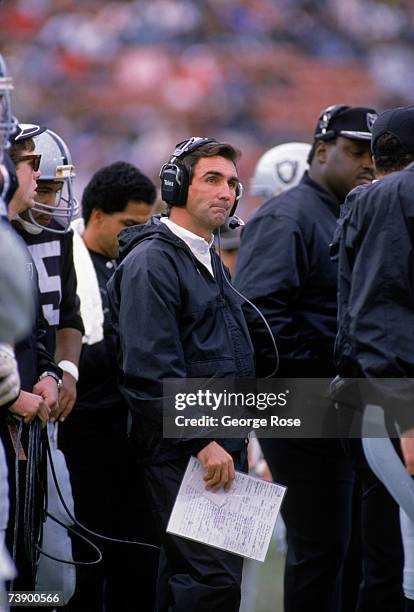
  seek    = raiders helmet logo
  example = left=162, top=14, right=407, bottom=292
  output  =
left=276, top=160, right=298, bottom=185
left=366, top=112, right=378, bottom=132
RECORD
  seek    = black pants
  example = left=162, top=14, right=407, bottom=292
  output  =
left=342, top=439, right=404, bottom=612
left=259, top=438, right=354, bottom=612
left=59, top=409, right=159, bottom=612
left=143, top=449, right=247, bottom=612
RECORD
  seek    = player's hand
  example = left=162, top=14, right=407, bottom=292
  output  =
left=197, top=441, right=235, bottom=491
left=401, top=428, right=414, bottom=475
left=33, top=376, right=59, bottom=413
left=0, top=343, right=20, bottom=406
left=52, top=371, right=76, bottom=422
left=9, top=390, right=50, bottom=425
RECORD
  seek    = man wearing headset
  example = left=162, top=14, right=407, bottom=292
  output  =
left=234, top=106, right=378, bottom=612
left=108, top=138, right=255, bottom=612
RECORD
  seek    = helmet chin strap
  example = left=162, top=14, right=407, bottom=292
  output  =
left=14, top=213, right=43, bottom=234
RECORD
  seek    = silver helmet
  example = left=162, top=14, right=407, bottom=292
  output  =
left=26, top=126, right=78, bottom=233
left=250, top=142, right=311, bottom=201
left=0, top=54, right=15, bottom=163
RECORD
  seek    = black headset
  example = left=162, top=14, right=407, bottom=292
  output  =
left=159, top=136, right=242, bottom=217
left=314, top=104, right=351, bottom=141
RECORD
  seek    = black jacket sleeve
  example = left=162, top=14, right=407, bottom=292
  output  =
left=339, top=181, right=414, bottom=431
left=108, top=246, right=210, bottom=460
left=234, top=212, right=308, bottom=376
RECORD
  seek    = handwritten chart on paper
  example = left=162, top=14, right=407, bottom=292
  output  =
left=166, top=456, right=286, bottom=562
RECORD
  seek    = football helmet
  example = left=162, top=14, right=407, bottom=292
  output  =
left=22, top=126, right=78, bottom=233
left=0, top=54, right=15, bottom=163
left=250, top=142, right=311, bottom=201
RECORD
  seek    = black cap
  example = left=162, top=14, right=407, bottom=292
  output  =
left=9, top=121, right=47, bottom=144
left=314, top=105, right=378, bottom=142
left=371, top=106, right=414, bottom=154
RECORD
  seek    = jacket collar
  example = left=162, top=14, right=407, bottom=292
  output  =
left=302, top=171, right=341, bottom=216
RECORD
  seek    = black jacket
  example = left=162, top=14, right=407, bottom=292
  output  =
left=234, top=173, right=340, bottom=377
left=107, top=217, right=255, bottom=463
left=332, top=164, right=414, bottom=431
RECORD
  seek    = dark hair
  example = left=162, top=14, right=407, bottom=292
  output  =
left=181, top=142, right=240, bottom=183
left=82, top=161, right=156, bottom=225
left=373, top=132, right=414, bottom=175
left=9, top=137, right=35, bottom=165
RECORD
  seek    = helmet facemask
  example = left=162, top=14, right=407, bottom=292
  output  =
left=29, top=165, right=79, bottom=234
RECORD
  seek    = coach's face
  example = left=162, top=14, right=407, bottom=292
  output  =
left=318, top=136, right=374, bottom=202
left=184, top=156, right=239, bottom=240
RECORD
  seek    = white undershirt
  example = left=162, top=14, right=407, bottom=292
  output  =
left=160, top=217, right=215, bottom=277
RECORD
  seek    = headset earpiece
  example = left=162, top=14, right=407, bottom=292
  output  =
left=159, top=137, right=217, bottom=207
left=159, top=160, right=189, bottom=207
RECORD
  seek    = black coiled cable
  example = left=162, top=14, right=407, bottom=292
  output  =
left=11, top=418, right=159, bottom=578
left=23, top=419, right=46, bottom=580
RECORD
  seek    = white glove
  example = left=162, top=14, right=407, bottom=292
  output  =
left=0, top=343, right=20, bottom=407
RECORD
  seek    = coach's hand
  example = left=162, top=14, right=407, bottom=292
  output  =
left=33, top=376, right=59, bottom=413
left=197, top=441, right=235, bottom=491
left=401, top=428, right=414, bottom=475
left=9, top=390, right=50, bottom=425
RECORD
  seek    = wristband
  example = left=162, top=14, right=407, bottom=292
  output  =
left=58, top=360, right=79, bottom=382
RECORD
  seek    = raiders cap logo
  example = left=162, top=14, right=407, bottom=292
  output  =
left=276, top=160, right=298, bottom=185
left=366, top=112, right=378, bottom=132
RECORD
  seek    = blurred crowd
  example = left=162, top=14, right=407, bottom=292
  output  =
left=1, top=0, right=414, bottom=217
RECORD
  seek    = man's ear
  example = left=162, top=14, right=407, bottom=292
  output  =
left=90, top=208, right=104, bottom=226
left=314, top=140, right=329, bottom=164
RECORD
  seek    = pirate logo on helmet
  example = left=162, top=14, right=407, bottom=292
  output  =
left=276, top=160, right=299, bottom=185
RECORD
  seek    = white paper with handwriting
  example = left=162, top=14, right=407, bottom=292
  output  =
left=166, top=456, right=286, bottom=562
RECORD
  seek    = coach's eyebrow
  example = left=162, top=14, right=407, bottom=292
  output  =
left=201, top=170, right=239, bottom=182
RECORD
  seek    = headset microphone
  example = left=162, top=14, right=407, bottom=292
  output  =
left=228, top=215, right=245, bottom=230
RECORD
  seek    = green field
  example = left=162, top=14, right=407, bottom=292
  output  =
left=240, top=542, right=285, bottom=612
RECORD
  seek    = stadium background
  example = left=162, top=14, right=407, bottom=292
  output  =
left=1, top=1, right=413, bottom=609
left=2, top=0, right=414, bottom=219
